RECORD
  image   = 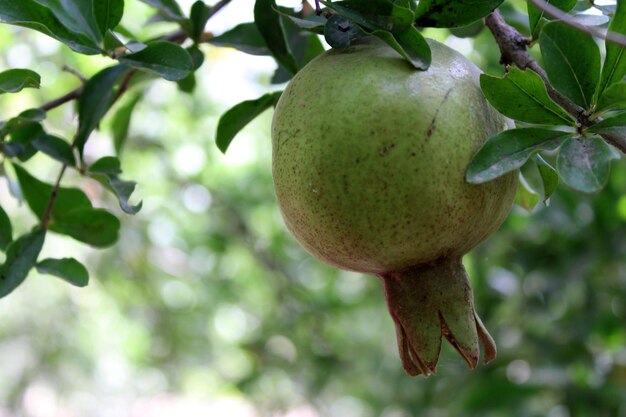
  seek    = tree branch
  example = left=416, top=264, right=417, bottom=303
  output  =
left=531, top=0, right=626, bottom=48
left=484, top=10, right=626, bottom=154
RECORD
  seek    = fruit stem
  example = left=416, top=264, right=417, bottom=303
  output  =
left=378, top=258, right=496, bottom=377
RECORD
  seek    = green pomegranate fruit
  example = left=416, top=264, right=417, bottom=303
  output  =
left=271, top=37, right=518, bottom=377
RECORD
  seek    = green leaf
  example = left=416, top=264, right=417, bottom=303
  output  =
left=539, top=21, right=600, bottom=109
left=254, top=0, right=298, bottom=74
left=324, top=14, right=364, bottom=50
left=216, top=91, right=282, bottom=153
left=0, top=205, right=12, bottom=251
left=534, top=154, right=559, bottom=202
left=31, top=134, right=76, bottom=166
left=36, top=257, right=89, bottom=287
left=595, top=81, right=626, bottom=114
left=528, top=0, right=577, bottom=40
left=515, top=173, right=540, bottom=212
left=277, top=12, right=325, bottom=34
left=587, top=112, right=626, bottom=137
left=480, top=67, right=575, bottom=125
left=75, top=65, right=129, bottom=157
left=466, top=128, right=571, bottom=184
left=322, top=0, right=414, bottom=33
left=556, top=136, right=620, bottom=193
left=3, top=122, right=46, bottom=161
left=596, top=0, right=626, bottom=100
left=89, top=156, right=142, bottom=214
left=0, top=0, right=102, bottom=54
left=50, top=207, right=120, bottom=247
left=0, top=228, right=45, bottom=298
left=139, top=0, right=185, bottom=21
left=208, top=22, right=271, bottom=56
left=371, top=26, right=431, bottom=70
left=0, top=108, right=46, bottom=137
left=415, top=0, right=504, bottom=28
left=12, top=164, right=92, bottom=220
left=111, top=93, right=141, bottom=155
left=190, top=0, right=210, bottom=41
left=118, top=41, right=193, bottom=81
left=93, top=0, right=125, bottom=36
left=0, top=69, right=41, bottom=94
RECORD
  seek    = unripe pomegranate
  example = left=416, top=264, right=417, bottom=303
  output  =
left=271, top=37, right=518, bottom=376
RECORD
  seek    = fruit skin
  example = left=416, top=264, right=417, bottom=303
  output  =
left=271, top=37, right=518, bottom=376
left=272, top=38, right=517, bottom=275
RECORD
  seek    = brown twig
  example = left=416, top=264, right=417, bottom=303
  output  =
left=40, top=87, right=83, bottom=112
left=530, top=0, right=626, bottom=48
left=41, top=165, right=67, bottom=228
left=484, top=10, right=626, bottom=154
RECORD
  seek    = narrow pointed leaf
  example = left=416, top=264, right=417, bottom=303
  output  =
left=0, top=205, right=12, bottom=251
left=587, top=113, right=626, bottom=137
left=0, top=69, right=41, bottom=94
left=111, top=94, right=141, bottom=155
left=480, top=67, right=575, bottom=125
left=0, top=0, right=101, bottom=54
left=415, top=0, right=503, bottom=28
left=208, top=22, right=271, bottom=56
left=595, top=82, right=626, bottom=114
left=31, top=134, right=76, bottom=166
left=88, top=156, right=142, bottom=214
left=0, top=228, right=45, bottom=298
left=596, top=0, right=626, bottom=100
left=118, top=41, right=193, bottom=81
left=370, top=27, right=431, bottom=70
left=36, top=257, right=89, bottom=287
left=254, top=0, right=298, bottom=74
left=216, top=91, right=282, bottom=153
left=539, top=21, right=600, bottom=108
left=76, top=65, right=129, bottom=157
left=557, top=136, right=620, bottom=193
left=93, top=0, right=125, bottom=36
left=466, top=128, right=571, bottom=184
left=534, top=154, right=559, bottom=202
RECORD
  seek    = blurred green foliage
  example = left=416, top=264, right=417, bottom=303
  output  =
left=1, top=1, right=626, bottom=416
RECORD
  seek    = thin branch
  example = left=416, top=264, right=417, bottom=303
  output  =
left=484, top=10, right=626, bottom=154
left=531, top=0, right=626, bottom=48
left=39, top=87, right=83, bottom=112
left=41, top=165, right=67, bottom=228
left=207, top=0, right=233, bottom=19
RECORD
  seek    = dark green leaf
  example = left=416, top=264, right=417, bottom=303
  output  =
left=596, top=0, right=626, bottom=100
left=3, top=122, right=45, bottom=161
left=208, top=22, right=271, bottom=56
left=177, top=72, right=196, bottom=93
left=216, top=91, right=282, bottom=153
left=595, top=82, right=626, bottom=114
left=324, top=14, right=364, bottom=50
left=528, top=0, right=577, bottom=40
left=89, top=156, right=142, bottom=214
left=466, top=128, right=571, bottom=184
left=254, top=0, right=298, bottom=74
left=322, top=0, right=414, bottom=33
left=0, top=108, right=46, bottom=137
left=371, top=26, right=431, bottom=70
left=534, top=154, right=559, bottom=202
left=415, top=0, right=503, bottom=28
left=0, top=0, right=102, bottom=54
left=539, top=21, right=600, bottom=109
left=190, top=0, right=210, bottom=41
left=13, top=164, right=92, bottom=220
left=36, top=257, right=89, bottom=287
left=0, top=228, right=45, bottom=298
left=449, top=20, right=484, bottom=38
left=480, top=67, right=575, bottom=125
left=50, top=207, right=120, bottom=247
left=0, top=205, right=12, bottom=251
left=31, top=134, right=76, bottom=166
left=187, top=46, right=205, bottom=70
left=118, top=41, right=193, bottom=81
left=277, top=12, right=326, bottom=34
left=556, top=136, right=620, bottom=193
left=139, top=0, right=185, bottom=21
left=75, top=65, right=129, bottom=157
left=515, top=173, right=540, bottom=211
left=111, top=93, right=141, bottom=155
left=103, top=29, right=125, bottom=51
left=0, top=69, right=41, bottom=94
left=587, top=112, right=626, bottom=137
left=93, top=0, right=125, bottom=36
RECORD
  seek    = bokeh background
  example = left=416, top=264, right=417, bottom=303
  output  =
left=1, top=0, right=625, bottom=416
